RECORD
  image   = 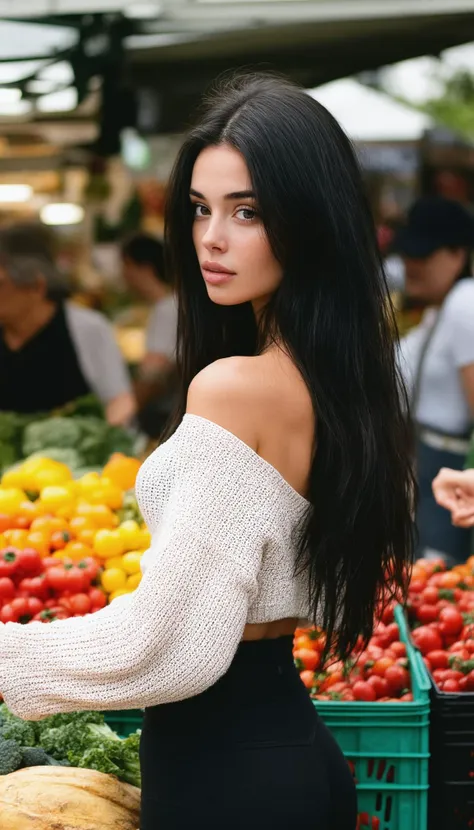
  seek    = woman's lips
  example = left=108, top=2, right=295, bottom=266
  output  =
left=201, top=263, right=236, bottom=286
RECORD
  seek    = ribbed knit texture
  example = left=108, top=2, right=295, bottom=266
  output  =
left=0, top=414, right=311, bottom=720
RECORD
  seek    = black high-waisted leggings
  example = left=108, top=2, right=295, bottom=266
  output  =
left=140, top=636, right=357, bottom=829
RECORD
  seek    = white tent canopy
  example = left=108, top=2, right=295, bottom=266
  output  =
left=309, top=78, right=433, bottom=142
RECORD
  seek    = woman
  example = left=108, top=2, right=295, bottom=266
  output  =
left=0, top=223, right=135, bottom=426
left=0, top=75, right=414, bottom=829
left=395, top=196, right=474, bottom=564
left=121, top=233, right=178, bottom=437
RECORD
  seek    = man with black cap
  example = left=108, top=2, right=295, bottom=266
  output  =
left=395, top=196, right=474, bottom=564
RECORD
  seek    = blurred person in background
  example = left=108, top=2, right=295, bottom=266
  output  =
left=0, top=223, right=136, bottom=426
left=121, top=233, right=178, bottom=438
left=395, top=196, right=474, bottom=564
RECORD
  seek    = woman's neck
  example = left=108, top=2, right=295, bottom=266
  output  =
left=3, top=300, right=57, bottom=350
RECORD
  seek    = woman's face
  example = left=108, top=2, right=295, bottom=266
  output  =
left=403, top=248, right=466, bottom=304
left=190, top=144, right=283, bottom=312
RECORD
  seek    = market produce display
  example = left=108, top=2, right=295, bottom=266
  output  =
left=0, top=765, right=140, bottom=830
left=0, top=706, right=140, bottom=787
left=0, top=394, right=141, bottom=474
left=0, top=453, right=147, bottom=610
left=294, top=616, right=414, bottom=702
left=406, top=556, right=474, bottom=692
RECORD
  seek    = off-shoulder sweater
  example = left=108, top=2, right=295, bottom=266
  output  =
left=0, top=414, right=311, bottom=720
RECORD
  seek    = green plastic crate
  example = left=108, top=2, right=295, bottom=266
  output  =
left=314, top=605, right=430, bottom=830
left=104, top=709, right=143, bottom=737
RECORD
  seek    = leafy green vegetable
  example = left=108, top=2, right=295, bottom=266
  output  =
left=0, top=719, right=36, bottom=747
left=23, top=418, right=82, bottom=457
left=0, top=738, right=23, bottom=775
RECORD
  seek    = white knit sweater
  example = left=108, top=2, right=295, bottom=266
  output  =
left=0, top=415, right=311, bottom=720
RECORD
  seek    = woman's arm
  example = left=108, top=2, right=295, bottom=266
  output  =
left=0, top=374, right=270, bottom=720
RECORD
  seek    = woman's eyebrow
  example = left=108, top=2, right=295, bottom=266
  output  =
left=189, top=188, right=256, bottom=200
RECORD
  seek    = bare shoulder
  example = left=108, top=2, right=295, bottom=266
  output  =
left=186, top=350, right=314, bottom=450
left=186, top=356, right=263, bottom=449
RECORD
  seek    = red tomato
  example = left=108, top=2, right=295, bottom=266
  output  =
left=352, top=681, right=377, bottom=702
left=385, top=665, right=410, bottom=696
left=367, top=675, right=389, bottom=699
left=294, top=648, right=321, bottom=672
left=89, top=587, right=107, bottom=610
left=0, top=577, right=14, bottom=600
left=417, top=604, right=440, bottom=624
left=0, top=549, right=19, bottom=579
left=462, top=623, right=474, bottom=640
left=16, top=548, right=42, bottom=578
left=0, top=603, right=17, bottom=623
left=19, top=575, right=49, bottom=600
left=412, top=626, right=443, bottom=655
left=426, top=650, right=449, bottom=669
left=464, top=639, right=474, bottom=653
left=438, top=607, right=464, bottom=637
left=77, top=557, right=99, bottom=584
left=440, top=679, right=460, bottom=692
left=390, top=641, right=406, bottom=658
left=449, top=648, right=470, bottom=663
left=69, top=594, right=91, bottom=617
left=300, top=670, right=315, bottom=689
left=409, top=579, right=426, bottom=594
left=421, top=586, right=439, bottom=605
left=26, top=597, right=43, bottom=617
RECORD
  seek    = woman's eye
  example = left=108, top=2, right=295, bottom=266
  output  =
left=194, top=203, right=210, bottom=218
left=236, top=207, right=257, bottom=222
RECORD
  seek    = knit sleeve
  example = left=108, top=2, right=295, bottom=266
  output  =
left=0, top=428, right=271, bottom=720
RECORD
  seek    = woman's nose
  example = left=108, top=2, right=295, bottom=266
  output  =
left=201, top=218, right=228, bottom=253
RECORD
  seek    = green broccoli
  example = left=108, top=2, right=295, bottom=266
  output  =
left=23, top=418, right=82, bottom=456
left=20, top=746, right=51, bottom=768
left=0, top=719, right=36, bottom=747
left=0, top=739, right=23, bottom=775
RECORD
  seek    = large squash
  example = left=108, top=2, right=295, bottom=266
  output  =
left=0, top=766, right=140, bottom=830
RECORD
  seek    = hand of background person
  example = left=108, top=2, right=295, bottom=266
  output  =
left=432, top=467, right=474, bottom=528
left=105, top=391, right=137, bottom=428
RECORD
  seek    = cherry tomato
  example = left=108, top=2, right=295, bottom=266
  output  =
left=16, top=548, right=42, bottom=578
left=390, top=641, right=406, bottom=658
left=367, top=675, right=389, bottom=699
left=89, top=587, right=107, bottom=610
left=0, top=549, right=19, bottom=579
left=412, top=626, right=443, bottom=655
left=417, top=604, right=440, bottom=625
left=0, top=577, right=14, bottom=600
left=0, top=603, right=17, bottom=623
left=352, top=681, right=377, bottom=702
left=385, top=665, right=410, bottom=696
left=68, top=593, right=91, bottom=616
left=26, top=597, right=43, bottom=617
left=438, top=606, right=464, bottom=637
left=440, top=678, right=460, bottom=692
left=462, top=623, right=474, bottom=640
left=426, top=650, right=449, bottom=669
left=294, top=648, right=321, bottom=672
left=421, top=586, right=439, bottom=605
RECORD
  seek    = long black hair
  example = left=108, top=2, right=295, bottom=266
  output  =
left=164, top=73, right=415, bottom=658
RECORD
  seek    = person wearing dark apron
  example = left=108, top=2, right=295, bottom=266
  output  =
left=395, top=196, right=474, bottom=564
